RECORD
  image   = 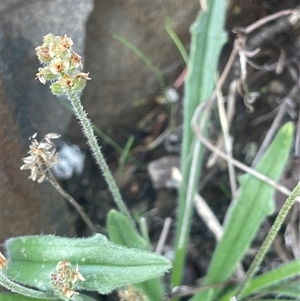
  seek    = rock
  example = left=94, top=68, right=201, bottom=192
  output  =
left=67, top=0, right=198, bottom=143
left=1, top=0, right=93, bottom=138
left=0, top=0, right=92, bottom=242
left=0, top=84, right=75, bottom=244
left=148, top=156, right=180, bottom=189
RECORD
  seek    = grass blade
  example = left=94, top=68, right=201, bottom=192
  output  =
left=171, top=0, right=227, bottom=288
left=191, top=122, right=294, bottom=301
left=165, top=17, right=189, bottom=65
left=116, top=135, right=135, bottom=185
left=114, top=35, right=166, bottom=91
left=219, top=259, right=300, bottom=301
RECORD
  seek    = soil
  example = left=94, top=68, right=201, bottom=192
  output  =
left=60, top=2, right=299, bottom=300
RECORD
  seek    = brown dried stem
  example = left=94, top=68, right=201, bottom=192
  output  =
left=192, top=100, right=299, bottom=202
left=46, top=171, right=96, bottom=233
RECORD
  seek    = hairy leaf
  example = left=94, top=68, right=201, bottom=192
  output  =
left=4, top=234, right=171, bottom=294
left=107, top=210, right=165, bottom=301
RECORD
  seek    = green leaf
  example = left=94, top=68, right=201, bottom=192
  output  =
left=242, top=259, right=300, bottom=297
left=0, top=295, right=58, bottom=301
left=107, top=210, right=165, bottom=301
left=172, top=0, right=227, bottom=288
left=219, top=259, right=300, bottom=301
left=107, top=210, right=148, bottom=250
left=272, top=281, right=300, bottom=298
left=165, top=17, right=189, bottom=65
left=192, top=122, right=294, bottom=301
left=3, top=234, right=171, bottom=294
left=116, top=136, right=135, bottom=186
left=0, top=293, right=97, bottom=301
left=250, top=299, right=299, bottom=301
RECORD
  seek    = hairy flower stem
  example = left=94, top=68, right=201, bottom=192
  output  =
left=67, top=91, right=133, bottom=224
left=234, top=181, right=300, bottom=300
left=0, top=271, right=57, bottom=299
left=46, top=171, right=96, bottom=233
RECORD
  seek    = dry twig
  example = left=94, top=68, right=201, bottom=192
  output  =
left=47, top=171, right=97, bottom=233
left=192, top=100, right=300, bottom=202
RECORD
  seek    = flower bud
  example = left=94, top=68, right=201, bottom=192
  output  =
left=70, top=52, right=82, bottom=69
left=74, top=72, right=91, bottom=91
left=60, top=74, right=75, bottom=89
left=56, top=35, right=73, bottom=52
left=36, top=67, right=56, bottom=84
left=35, top=44, right=52, bottom=63
left=50, top=82, right=64, bottom=96
left=43, top=33, right=56, bottom=47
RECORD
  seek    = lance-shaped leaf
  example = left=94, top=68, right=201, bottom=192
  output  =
left=172, top=0, right=227, bottom=288
left=219, top=259, right=300, bottom=301
left=3, top=234, right=171, bottom=294
left=107, top=210, right=165, bottom=301
left=191, top=122, right=294, bottom=301
left=107, top=210, right=148, bottom=250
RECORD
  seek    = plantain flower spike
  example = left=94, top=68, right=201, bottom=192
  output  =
left=35, top=33, right=91, bottom=96
left=20, top=133, right=60, bottom=183
left=50, top=260, right=85, bottom=300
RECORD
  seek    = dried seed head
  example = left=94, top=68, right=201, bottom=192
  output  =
left=71, top=264, right=86, bottom=284
left=74, top=72, right=91, bottom=91
left=21, top=133, right=60, bottom=183
left=36, top=67, right=57, bottom=84
left=35, top=44, right=52, bottom=63
left=118, top=285, right=148, bottom=301
left=70, top=53, right=82, bottom=69
left=50, top=260, right=85, bottom=300
left=60, top=74, right=75, bottom=89
left=56, top=35, right=74, bottom=52
left=0, top=252, right=7, bottom=269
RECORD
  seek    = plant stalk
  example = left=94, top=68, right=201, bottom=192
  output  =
left=234, top=181, right=300, bottom=299
left=67, top=90, right=133, bottom=224
left=0, top=271, right=57, bottom=299
left=46, top=171, right=97, bottom=233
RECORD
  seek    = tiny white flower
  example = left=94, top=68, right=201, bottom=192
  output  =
left=49, top=57, right=70, bottom=75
